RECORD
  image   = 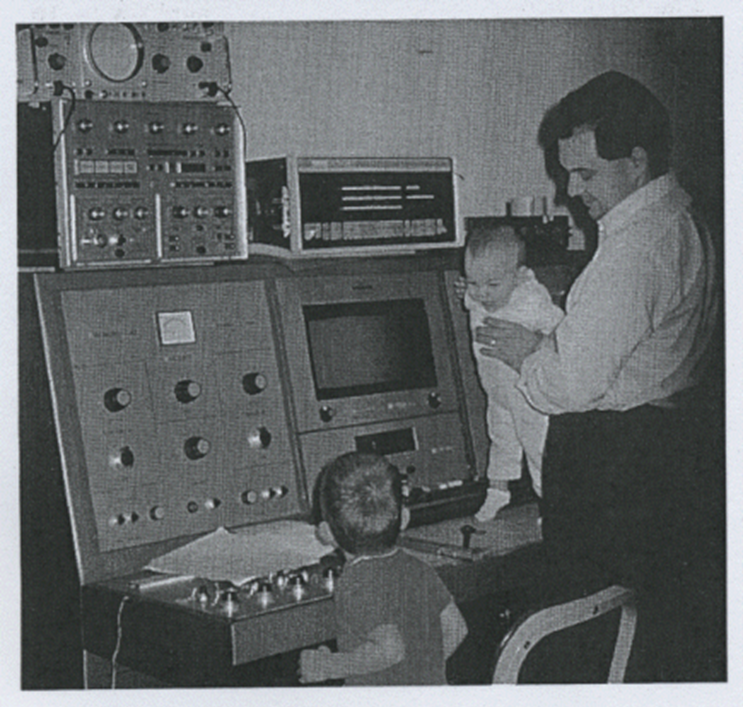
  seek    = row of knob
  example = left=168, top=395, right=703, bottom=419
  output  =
left=108, top=485, right=290, bottom=527
left=189, top=566, right=338, bottom=614
left=86, top=205, right=233, bottom=221
left=104, top=374, right=267, bottom=412
left=109, top=427, right=273, bottom=469
left=77, top=118, right=230, bottom=136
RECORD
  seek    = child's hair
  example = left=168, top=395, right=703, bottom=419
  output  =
left=465, top=222, right=526, bottom=266
left=317, top=451, right=403, bottom=555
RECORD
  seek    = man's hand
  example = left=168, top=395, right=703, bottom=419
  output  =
left=299, top=645, right=333, bottom=684
left=475, top=317, right=542, bottom=371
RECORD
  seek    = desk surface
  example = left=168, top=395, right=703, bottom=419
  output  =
left=82, top=503, right=544, bottom=685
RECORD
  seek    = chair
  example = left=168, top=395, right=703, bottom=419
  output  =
left=492, top=585, right=637, bottom=684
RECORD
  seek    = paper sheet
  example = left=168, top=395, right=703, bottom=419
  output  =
left=146, top=520, right=334, bottom=586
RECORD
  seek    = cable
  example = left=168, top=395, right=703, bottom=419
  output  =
left=111, top=594, right=131, bottom=689
left=214, top=83, right=248, bottom=159
left=52, top=83, right=76, bottom=152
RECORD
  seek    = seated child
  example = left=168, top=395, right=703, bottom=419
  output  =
left=463, top=224, right=564, bottom=520
left=299, top=451, right=468, bottom=685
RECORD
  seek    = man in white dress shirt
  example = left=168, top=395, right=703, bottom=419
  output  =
left=476, top=71, right=722, bottom=681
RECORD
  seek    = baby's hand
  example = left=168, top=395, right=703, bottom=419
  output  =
left=299, top=645, right=333, bottom=684
left=453, top=274, right=467, bottom=300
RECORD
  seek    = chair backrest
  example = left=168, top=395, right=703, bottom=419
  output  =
left=492, top=585, right=637, bottom=684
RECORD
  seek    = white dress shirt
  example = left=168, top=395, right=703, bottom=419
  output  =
left=517, top=173, right=719, bottom=414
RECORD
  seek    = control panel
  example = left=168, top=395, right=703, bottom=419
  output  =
left=53, top=100, right=247, bottom=268
left=58, top=280, right=298, bottom=552
left=17, top=23, right=231, bottom=103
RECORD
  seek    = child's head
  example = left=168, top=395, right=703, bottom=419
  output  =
left=316, top=451, right=405, bottom=556
left=464, top=224, right=526, bottom=312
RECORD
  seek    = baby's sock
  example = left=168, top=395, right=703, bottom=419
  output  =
left=475, top=486, right=511, bottom=522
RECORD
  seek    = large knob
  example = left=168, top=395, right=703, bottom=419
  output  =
left=214, top=205, right=232, bottom=219
left=113, top=120, right=130, bottom=134
left=214, top=123, right=231, bottom=136
left=174, top=379, right=202, bottom=403
left=48, top=53, right=66, bottom=71
left=77, top=118, right=93, bottom=133
left=104, top=387, right=132, bottom=412
left=184, top=436, right=211, bottom=460
left=112, top=207, right=130, bottom=221
left=152, top=53, right=171, bottom=74
left=88, top=207, right=106, bottom=221
left=182, top=122, right=199, bottom=135
left=149, top=121, right=165, bottom=134
left=193, top=206, right=209, bottom=219
left=111, top=446, right=135, bottom=469
left=242, top=372, right=267, bottom=395
left=247, top=426, right=271, bottom=450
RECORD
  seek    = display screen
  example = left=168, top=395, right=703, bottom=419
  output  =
left=303, top=299, right=437, bottom=400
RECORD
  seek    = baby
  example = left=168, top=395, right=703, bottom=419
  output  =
left=299, top=452, right=467, bottom=685
left=463, top=224, right=564, bottom=520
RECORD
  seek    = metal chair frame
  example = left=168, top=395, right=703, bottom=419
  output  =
left=492, top=585, right=637, bottom=684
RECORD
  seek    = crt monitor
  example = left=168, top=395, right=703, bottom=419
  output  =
left=303, top=298, right=437, bottom=401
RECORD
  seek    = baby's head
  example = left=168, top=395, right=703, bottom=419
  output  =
left=316, top=452, right=406, bottom=557
left=464, top=224, right=526, bottom=312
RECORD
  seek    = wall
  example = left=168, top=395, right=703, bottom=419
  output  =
left=225, top=18, right=722, bottom=223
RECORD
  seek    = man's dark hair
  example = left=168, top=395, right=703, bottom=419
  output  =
left=317, top=452, right=403, bottom=555
left=539, top=71, right=672, bottom=187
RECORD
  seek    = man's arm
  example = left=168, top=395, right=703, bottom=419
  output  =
left=299, top=624, right=405, bottom=683
left=440, top=601, right=468, bottom=659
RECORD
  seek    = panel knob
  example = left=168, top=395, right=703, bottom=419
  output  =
left=319, top=406, right=335, bottom=423
left=104, top=387, right=131, bottom=412
left=214, top=123, right=231, bottom=136
left=77, top=118, right=93, bottom=133
left=428, top=391, right=442, bottom=409
left=112, top=207, right=130, bottom=221
left=242, top=372, right=267, bottom=395
left=184, top=436, right=210, bottom=460
left=149, top=121, right=165, bottom=134
left=152, top=53, right=171, bottom=74
left=133, top=206, right=149, bottom=220
left=241, top=490, right=259, bottom=505
left=48, top=53, right=66, bottom=71
left=247, top=427, right=272, bottom=450
left=174, top=379, right=202, bottom=403
left=113, top=120, right=129, bottom=134
left=214, top=205, right=232, bottom=219
left=193, top=206, right=209, bottom=219
left=88, top=207, right=106, bottom=221
left=182, top=122, right=199, bottom=135
left=110, top=446, right=135, bottom=469
left=172, top=206, right=189, bottom=219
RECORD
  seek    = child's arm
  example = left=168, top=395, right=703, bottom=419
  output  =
left=440, top=601, right=468, bottom=658
left=299, top=624, right=405, bottom=683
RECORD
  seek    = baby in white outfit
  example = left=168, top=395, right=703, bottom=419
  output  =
left=463, top=224, right=564, bottom=520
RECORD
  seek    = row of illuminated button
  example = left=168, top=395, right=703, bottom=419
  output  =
left=75, top=159, right=138, bottom=175
left=104, top=374, right=266, bottom=413
left=77, top=118, right=231, bottom=136
left=107, top=486, right=290, bottom=528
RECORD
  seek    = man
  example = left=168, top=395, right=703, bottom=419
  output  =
left=477, top=71, right=722, bottom=681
